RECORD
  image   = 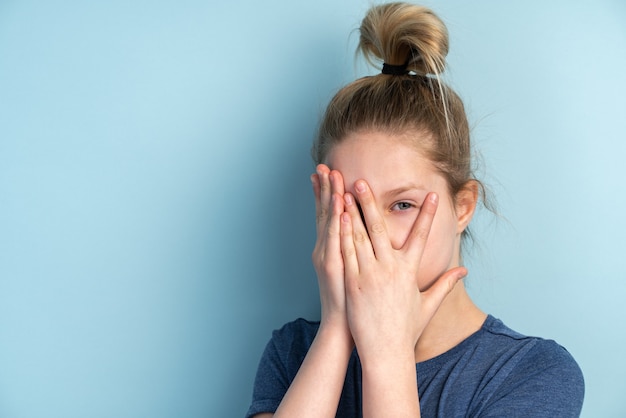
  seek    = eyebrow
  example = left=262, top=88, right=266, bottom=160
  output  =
left=382, top=184, right=426, bottom=200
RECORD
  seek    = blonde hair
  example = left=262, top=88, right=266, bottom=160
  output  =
left=312, top=2, right=481, bottom=210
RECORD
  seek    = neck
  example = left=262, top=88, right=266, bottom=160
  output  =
left=414, top=280, right=486, bottom=363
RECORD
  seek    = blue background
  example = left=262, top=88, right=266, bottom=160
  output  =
left=1, top=1, right=624, bottom=417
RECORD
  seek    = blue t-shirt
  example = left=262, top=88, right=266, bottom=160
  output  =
left=246, top=315, right=584, bottom=417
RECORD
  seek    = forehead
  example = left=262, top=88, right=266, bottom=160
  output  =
left=326, top=131, right=446, bottom=193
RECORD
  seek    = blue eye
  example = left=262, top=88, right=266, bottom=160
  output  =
left=392, top=201, right=413, bottom=211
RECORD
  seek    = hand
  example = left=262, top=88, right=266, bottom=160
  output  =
left=311, top=164, right=352, bottom=335
left=271, top=167, right=354, bottom=417
left=340, top=179, right=467, bottom=359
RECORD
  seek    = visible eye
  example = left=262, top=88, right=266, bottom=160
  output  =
left=391, top=201, right=414, bottom=211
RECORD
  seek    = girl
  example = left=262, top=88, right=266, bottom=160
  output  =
left=246, top=3, right=584, bottom=417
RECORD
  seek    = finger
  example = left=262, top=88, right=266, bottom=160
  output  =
left=311, top=173, right=325, bottom=242
left=353, top=179, right=392, bottom=260
left=323, top=191, right=345, bottom=262
left=329, top=169, right=345, bottom=198
left=421, top=267, right=467, bottom=318
left=314, top=164, right=332, bottom=236
left=343, top=192, right=376, bottom=262
left=321, top=168, right=345, bottom=252
left=311, top=172, right=321, bottom=214
left=340, top=211, right=360, bottom=277
left=311, top=171, right=320, bottom=201
left=403, top=192, right=438, bottom=262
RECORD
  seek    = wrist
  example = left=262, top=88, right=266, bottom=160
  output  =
left=360, top=348, right=420, bottom=417
left=359, top=346, right=416, bottom=375
left=317, top=319, right=354, bottom=352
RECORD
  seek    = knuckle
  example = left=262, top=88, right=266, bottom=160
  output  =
left=320, top=263, right=334, bottom=277
left=370, top=221, right=385, bottom=235
left=342, top=246, right=356, bottom=258
left=311, top=251, right=321, bottom=267
left=447, top=278, right=456, bottom=293
left=414, top=226, right=430, bottom=242
left=316, top=208, right=328, bottom=223
left=354, top=231, right=367, bottom=243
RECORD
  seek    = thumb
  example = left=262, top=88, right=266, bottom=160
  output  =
left=421, top=267, right=468, bottom=317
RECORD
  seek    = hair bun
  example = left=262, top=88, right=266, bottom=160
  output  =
left=359, top=2, right=449, bottom=76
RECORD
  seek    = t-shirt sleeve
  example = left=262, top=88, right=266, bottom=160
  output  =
left=478, top=340, right=585, bottom=418
left=245, top=336, right=288, bottom=417
left=245, top=319, right=316, bottom=418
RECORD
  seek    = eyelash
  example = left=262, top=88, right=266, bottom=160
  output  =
left=391, top=201, right=415, bottom=211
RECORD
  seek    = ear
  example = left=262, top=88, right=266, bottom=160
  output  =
left=454, top=180, right=479, bottom=234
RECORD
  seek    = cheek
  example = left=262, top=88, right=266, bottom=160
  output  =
left=387, top=215, right=417, bottom=250
left=416, top=235, right=455, bottom=290
left=421, top=228, right=454, bottom=265
left=387, top=208, right=457, bottom=252
left=414, top=212, right=459, bottom=288
left=424, top=211, right=458, bottom=259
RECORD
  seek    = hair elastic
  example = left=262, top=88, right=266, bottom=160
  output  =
left=381, top=62, right=409, bottom=75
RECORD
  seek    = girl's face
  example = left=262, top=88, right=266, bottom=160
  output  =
left=326, top=130, right=469, bottom=291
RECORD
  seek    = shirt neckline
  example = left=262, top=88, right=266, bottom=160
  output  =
left=413, top=314, right=496, bottom=373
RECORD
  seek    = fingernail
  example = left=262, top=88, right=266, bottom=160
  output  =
left=344, top=193, right=353, bottom=206
left=429, top=193, right=438, bottom=204
left=355, top=181, right=366, bottom=193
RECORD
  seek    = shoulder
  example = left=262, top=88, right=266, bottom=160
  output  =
left=274, top=317, right=320, bottom=335
left=246, top=318, right=321, bottom=418
left=476, top=316, right=585, bottom=417
left=482, top=316, right=583, bottom=380
left=264, top=318, right=320, bottom=369
left=269, top=318, right=320, bottom=349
